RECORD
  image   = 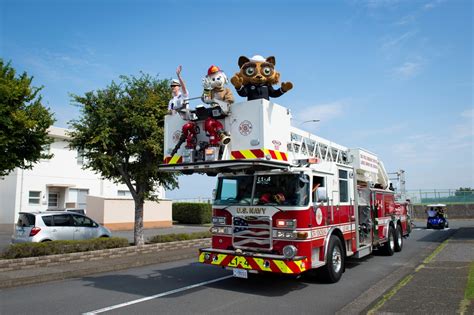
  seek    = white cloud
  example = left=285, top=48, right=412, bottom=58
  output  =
left=294, top=101, right=345, bottom=125
left=381, top=31, right=418, bottom=51
left=392, top=61, right=423, bottom=78
left=461, top=109, right=473, bottom=119
left=391, top=110, right=474, bottom=165
left=363, top=0, right=401, bottom=9
left=395, top=14, right=416, bottom=26
left=423, top=0, right=445, bottom=10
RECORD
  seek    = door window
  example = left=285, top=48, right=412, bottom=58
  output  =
left=72, top=215, right=95, bottom=227
left=42, top=216, right=53, bottom=226
left=338, top=170, right=349, bottom=203
left=53, top=214, right=73, bottom=226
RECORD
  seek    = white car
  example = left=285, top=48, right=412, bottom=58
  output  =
left=12, top=211, right=111, bottom=243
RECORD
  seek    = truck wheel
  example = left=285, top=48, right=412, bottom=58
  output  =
left=394, top=225, right=403, bottom=252
left=320, top=236, right=344, bottom=283
left=382, top=226, right=395, bottom=256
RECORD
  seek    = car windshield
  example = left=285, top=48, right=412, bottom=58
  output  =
left=214, top=173, right=309, bottom=206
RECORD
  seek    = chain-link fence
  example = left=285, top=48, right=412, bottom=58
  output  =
left=406, top=189, right=474, bottom=204
left=172, top=197, right=212, bottom=204
left=172, top=190, right=474, bottom=205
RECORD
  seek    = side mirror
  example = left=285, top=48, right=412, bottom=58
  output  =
left=316, top=187, right=328, bottom=203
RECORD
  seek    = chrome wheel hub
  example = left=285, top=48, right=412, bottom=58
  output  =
left=332, top=247, right=342, bottom=273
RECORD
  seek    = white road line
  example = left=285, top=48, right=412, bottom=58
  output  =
left=83, top=275, right=233, bottom=314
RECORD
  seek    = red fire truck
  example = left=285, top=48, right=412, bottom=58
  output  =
left=160, top=99, right=412, bottom=283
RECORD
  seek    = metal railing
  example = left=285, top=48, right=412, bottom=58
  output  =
left=172, top=197, right=212, bottom=204
left=405, top=189, right=474, bottom=204
left=172, top=190, right=474, bottom=205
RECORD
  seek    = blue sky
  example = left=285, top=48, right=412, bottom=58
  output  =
left=1, top=0, right=472, bottom=198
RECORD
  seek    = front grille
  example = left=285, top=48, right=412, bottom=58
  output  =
left=232, top=216, right=272, bottom=251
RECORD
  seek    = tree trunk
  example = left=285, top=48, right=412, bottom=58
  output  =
left=134, top=198, right=145, bottom=246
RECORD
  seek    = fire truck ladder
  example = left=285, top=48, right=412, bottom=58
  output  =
left=288, top=127, right=350, bottom=165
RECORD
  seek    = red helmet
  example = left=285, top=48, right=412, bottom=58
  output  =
left=207, top=65, right=220, bottom=76
left=259, top=193, right=272, bottom=204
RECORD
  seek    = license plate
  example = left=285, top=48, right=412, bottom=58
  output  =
left=233, top=268, right=248, bottom=279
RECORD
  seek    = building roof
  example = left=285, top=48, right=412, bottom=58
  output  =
left=47, top=126, right=70, bottom=140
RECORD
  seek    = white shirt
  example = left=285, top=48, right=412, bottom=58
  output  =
left=168, top=92, right=189, bottom=111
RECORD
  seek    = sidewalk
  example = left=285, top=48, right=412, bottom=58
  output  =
left=367, top=227, right=474, bottom=314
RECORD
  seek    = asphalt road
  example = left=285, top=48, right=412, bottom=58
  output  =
left=0, top=220, right=471, bottom=315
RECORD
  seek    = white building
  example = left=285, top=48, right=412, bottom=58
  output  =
left=0, top=126, right=171, bottom=232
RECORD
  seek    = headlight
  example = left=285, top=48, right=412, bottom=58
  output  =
left=273, top=230, right=296, bottom=239
left=212, top=216, right=226, bottom=225
left=283, top=245, right=298, bottom=259
left=210, top=226, right=232, bottom=234
left=276, top=219, right=297, bottom=229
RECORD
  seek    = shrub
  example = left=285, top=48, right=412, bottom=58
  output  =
left=1, top=237, right=129, bottom=259
left=172, top=202, right=212, bottom=224
left=148, top=231, right=211, bottom=243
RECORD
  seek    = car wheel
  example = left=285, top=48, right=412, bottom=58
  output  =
left=394, top=225, right=403, bottom=252
left=382, top=226, right=395, bottom=256
left=320, top=236, right=344, bottom=283
left=427, top=223, right=432, bottom=229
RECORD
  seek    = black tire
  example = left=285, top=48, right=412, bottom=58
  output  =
left=382, top=226, right=395, bottom=256
left=320, top=236, right=344, bottom=283
left=394, top=225, right=403, bottom=252
left=427, top=223, right=432, bottom=229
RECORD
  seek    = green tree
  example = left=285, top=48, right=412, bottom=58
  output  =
left=0, top=60, right=55, bottom=177
left=68, top=73, right=178, bottom=246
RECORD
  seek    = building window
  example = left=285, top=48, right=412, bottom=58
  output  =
left=118, top=190, right=132, bottom=197
left=48, top=192, right=59, bottom=207
left=29, top=191, right=41, bottom=205
left=69, top=188, right=89, bottom=208
left=339, top=170, right=349, bottom=203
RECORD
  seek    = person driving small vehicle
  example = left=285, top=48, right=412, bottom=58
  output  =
left=426, top=204, right=448, bottom=229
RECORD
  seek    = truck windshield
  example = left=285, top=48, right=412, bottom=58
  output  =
left=214, top=174, right=309, bottom=206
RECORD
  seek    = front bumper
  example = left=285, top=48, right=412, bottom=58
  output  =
left=199, top=248, right=309, bottom=274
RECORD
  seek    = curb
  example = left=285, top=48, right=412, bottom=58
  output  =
left=0, top=238, right=211, bottom=289
left=0, top=238, right=210, bottom=272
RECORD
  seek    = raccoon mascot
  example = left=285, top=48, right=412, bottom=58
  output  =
left=230, top=55, right=293, bottom=101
